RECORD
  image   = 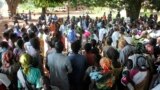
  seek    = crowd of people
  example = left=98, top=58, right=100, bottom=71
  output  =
left=0, top=11, right=160, bottom=90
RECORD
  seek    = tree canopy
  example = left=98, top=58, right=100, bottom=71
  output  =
left=76, top=0, right=159, bottom=21
left=152, top=0, right=160, bottom=11
left=5, top=0, right=20, bottom=16
left=32, top=0, right=66, bottom=8
left=5, top=0, right=160, bottom=19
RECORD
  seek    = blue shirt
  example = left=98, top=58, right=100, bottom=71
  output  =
left=68, top=53, right=87, bottom=85
left=67, top=29, right=77, bottom=43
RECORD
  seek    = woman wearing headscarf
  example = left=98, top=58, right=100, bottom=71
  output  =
left=121, top=54, right=150, bottom=90
left=0, top=50, right=20, bottom=89
left=17, top=53, right=42, bottom=90
left=88, top=57, right=116, bottom=90
left=105, top=47, right=123, bottom=89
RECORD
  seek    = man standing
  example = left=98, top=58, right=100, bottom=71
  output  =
left=67, top=23, right=77, bottom=52
left=108, top=11, right=112, bottom=22
left=68, top=40, right=87, bottom=90
left=46, top=41, right=72, bottom=90
left=28, top=10, right=31, bottom=20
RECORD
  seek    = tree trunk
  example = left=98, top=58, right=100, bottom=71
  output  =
left=125, top=0, right=143, bottom=22
left=6, top=0, right=19, bottom=17
left=67, top=0, right=70, bottom=18
left=8, top=4, right=17, bottom=16
left=42, top=7, right=46, bottom=14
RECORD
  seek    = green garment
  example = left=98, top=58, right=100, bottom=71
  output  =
left=18, top=67, right=42, bottom=89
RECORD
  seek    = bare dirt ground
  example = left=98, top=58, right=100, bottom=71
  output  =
left=0, top=16, right=38, bottom=36
left=0, top=18, right=9, bottom=35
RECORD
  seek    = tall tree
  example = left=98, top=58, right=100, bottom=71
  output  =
left=32, top=0, right=66, bottom=14
left=105, top=0, right=144, bottom=21
left=152, top=0, right=160, bottom=11
left=5, top=0, right=20, bottom=16
left=79, top=0, right=145, bottom=21
left=125, top=0, right=143, bottom=22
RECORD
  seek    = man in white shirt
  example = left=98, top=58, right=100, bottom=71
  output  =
left=111, top=26, right=121, bottom=48
left=99, top=25, right=107, bottom=42
left=59, top=21, right=68, bottom=35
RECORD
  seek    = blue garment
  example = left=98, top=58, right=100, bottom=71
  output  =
left=90, top=71, right=102, bottom=81
left=13, top=27, right=21, bottom=37
left=68, top=53, right=87, bottom=89
left=82, top=20, right=87, bottom=30
left=47, top=52, right=72, bottom=90
left=0, top=48, right=7, bottom=61
left=97, top=22, right=102, bottom=30
left=67, top=29, right=77, bottom=43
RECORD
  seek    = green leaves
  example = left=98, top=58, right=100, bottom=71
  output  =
left=152, top=0, right=160, bottom=11
left=77, top=0, right=123, bottom=8
left=28, top=0, right=66, bottom=8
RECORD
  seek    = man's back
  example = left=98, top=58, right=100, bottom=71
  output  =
left=68, top=53, right=87, bottom=82
left=47, top=52, right=72, bottom=90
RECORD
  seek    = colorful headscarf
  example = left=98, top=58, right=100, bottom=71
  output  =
left=19, top=53, right=31, bottom=74
left=2, top=50, right=13, bottom=68
left=100, top=57, right=112, bottom=73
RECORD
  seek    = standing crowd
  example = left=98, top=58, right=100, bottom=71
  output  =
left=0, top=11, right=160, bottom=90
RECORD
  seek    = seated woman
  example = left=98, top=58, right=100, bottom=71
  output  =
left=17, top=53, right=42, bottom=90
left=0, top=50, right=20, bottom=89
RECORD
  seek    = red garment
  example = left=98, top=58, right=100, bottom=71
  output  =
left=0, top=84, right=7, bottom=90
left=50, top=23, right=56, bottom=34
left=2, top=50, right=13, bottom=68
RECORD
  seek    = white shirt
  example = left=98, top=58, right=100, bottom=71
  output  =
left=0, top=73, right=11, bottom=87
left=123, top=36, right=132, bottom=45
left=24, top=42, right=37, bottom=56
left=99, top=28, right=107, bottom=42
left=149, top=30, right=160, bottom=38
left=93, top=34, right=99, bottom=43
left=59, top=24, right=67, bottom=35
left=111, top=31, right=121, bottom=48
left=43, top=34, right=50, bottom=56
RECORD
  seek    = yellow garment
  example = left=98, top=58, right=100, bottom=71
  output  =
left=19, top=53, right=31, bottom=74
